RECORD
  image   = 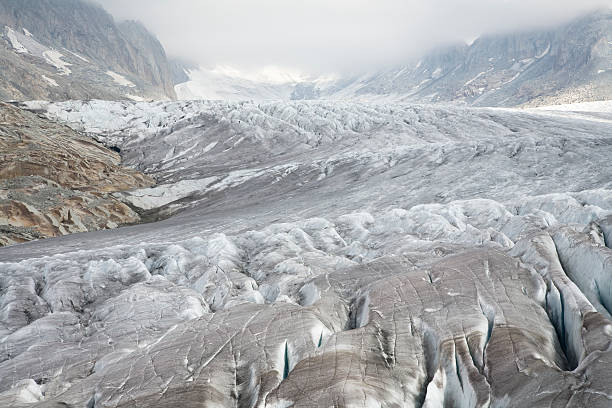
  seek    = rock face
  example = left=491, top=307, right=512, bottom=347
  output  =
left=331, top=10, right=612, bottom=106
left=0, top=102, right=154, bottom=246
left=0, top=100, right=611, bottom=407
left=0, top=0, right=176, bottom=101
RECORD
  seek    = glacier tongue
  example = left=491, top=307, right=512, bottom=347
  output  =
left=1, top=100, right=612, bottom=407
left=21, top=100, right=612, bottom=220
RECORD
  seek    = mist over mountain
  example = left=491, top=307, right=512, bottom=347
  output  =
left=175, top=10, right=612, bottom=106
left=0, top=0, right=609, bottom=106
left=97, top=0, right=611, bottom=75
left=319, top=9, right=612, bottom=106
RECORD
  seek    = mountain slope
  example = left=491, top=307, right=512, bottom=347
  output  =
left=0, top=0, right=176, bottom=101
left=0, top=102, right=154, bottom=246
left=319, top=10, right=612, bottom=106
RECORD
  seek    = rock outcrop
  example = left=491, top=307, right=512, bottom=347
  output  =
left=0, top=102, right=154, bottom=246
left=0, top=0, right=176, bottom=101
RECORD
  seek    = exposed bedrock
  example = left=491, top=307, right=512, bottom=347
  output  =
left=0, top=102, right=154, bottom=246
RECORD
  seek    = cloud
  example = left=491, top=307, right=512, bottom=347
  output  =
left=96, top=0, right=611, bottom=75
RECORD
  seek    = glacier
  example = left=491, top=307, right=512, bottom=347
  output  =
left=1, top=100, right=612, bottom=407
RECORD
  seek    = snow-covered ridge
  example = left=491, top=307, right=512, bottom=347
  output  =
left=174, top=65, right=338, bottom=101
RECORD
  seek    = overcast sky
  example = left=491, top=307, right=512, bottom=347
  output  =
left=97, top=0, right=611, bottom=75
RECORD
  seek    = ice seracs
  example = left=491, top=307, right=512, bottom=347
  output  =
left=1, top=99, right=612, bottom=407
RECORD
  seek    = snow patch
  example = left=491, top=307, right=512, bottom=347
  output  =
left=41, top=75, right=59, bottom=87
left=535, top=43, right=551, bottom=59
left=464, top=71, right=486, bottom=87
left=202, top=141, right=218, bottom=154
left=64, top=48, right=89, bottom=63
left=533, top=100, right=612, bottom=114
left=121, top=177, right=219, bottom=210
left=43, top=49, right=72, bottom=75
left=5, top=27, right=28, bottom=53
left=106, top=71, right=136, bottom=87
left=125, top=94, right=146, bottom=102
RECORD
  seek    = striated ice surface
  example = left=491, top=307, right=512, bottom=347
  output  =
left=2, top=100, right=612, bottom=407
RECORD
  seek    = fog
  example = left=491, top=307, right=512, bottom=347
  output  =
left=97, top=0, right=611, bottom=75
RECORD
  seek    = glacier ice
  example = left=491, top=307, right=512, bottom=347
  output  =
left=1, top=100, right=612, bottom=407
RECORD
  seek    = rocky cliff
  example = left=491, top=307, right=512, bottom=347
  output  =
left=0, top=102, right=154, bottom=246
left=293, top=10, right=612, bottom=106
left=0, top=0, right=176, bottom=101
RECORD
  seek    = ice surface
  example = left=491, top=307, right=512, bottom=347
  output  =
left=40, top=75, right=58, bottom=87
left=2, top=100, right=612, bottom=407
left=4, top=27, right=28, bottom=54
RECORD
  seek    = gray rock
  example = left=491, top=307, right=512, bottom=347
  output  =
left=0, top=0, right=176, bottom=101
left=296, top=10, right=612, bottom=106
left=0, top=102, right=154, bottom=246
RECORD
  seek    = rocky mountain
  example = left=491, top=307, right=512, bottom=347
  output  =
left=0, top=1, right=606, bottom=106
left=0, top=0, right=176, bottom=101
left=326, top=9, right=611, bottom=106
left=0, top=99, right=611, bottom=406
left=174, top=10, right=611, bottom=107
left=0, top=102, right=154, bottom=246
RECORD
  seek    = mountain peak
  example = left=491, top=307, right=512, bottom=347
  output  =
left=0, top=0, right=176, bottom=101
